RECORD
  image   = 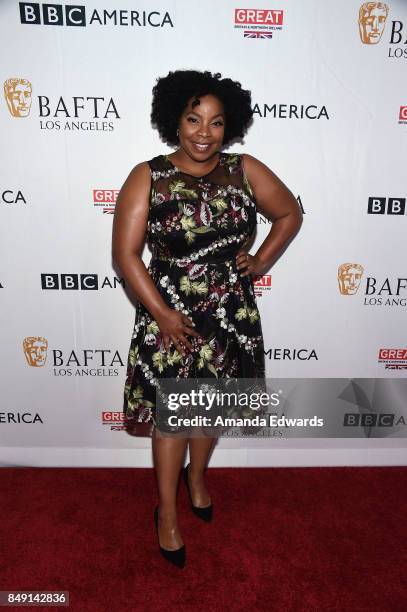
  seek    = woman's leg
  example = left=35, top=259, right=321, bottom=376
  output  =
left=152, top=426, right=188, bottom=550
left=187, top=434, right=216, bottom=507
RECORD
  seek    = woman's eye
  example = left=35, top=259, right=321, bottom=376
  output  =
left=186, top=117, right=223, bottom=126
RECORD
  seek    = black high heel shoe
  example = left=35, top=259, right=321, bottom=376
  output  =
left=183, top=463, right=213, bottom=522
left=153, top=506, right=185, bottom=568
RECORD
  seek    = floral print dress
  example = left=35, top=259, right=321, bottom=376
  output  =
left=123, top=151, right=266, bottom=436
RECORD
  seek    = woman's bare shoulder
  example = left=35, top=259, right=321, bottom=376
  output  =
left=128, top=160, right=151, bottom=178
left=241, top=152, right=274, bottom=174
left=121, top=160, right=151, bottom=190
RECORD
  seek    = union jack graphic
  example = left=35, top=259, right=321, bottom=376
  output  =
left=244, top=30, right=273, bottom=38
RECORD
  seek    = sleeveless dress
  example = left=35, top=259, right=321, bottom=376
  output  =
left=123, top=151, right=266, bottom=436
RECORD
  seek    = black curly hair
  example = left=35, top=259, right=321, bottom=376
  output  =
left=151, top=69, right=253, bottom=147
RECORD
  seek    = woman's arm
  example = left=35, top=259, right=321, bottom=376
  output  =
left=236, top=153, right=303, bottom=277
left=111, top=162, right=201, bottom=355
left=112, top=162, right=169, bottom=320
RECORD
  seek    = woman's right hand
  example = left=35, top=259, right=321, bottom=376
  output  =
left=155, top=307, right=202, bottom=355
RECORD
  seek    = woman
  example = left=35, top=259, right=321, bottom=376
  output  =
left=112, top=70, right=302, bottom=568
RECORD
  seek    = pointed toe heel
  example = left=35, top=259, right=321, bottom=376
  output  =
left=154, top=506, right=186, bottom=568
left=183, top=463, right=213, bottom=523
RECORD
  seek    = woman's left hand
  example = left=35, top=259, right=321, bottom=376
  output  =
left=235, top=250, right=267, bottom=278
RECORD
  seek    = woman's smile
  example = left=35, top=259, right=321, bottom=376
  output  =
left=191, top=142, right=212, bottom=152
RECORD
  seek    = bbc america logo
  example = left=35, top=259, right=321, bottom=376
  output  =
left=367, top=197, right=406, bottom=215
left=20, top=2, right=86, bottom=26
left=19, top=2, right=174, bottom=27
left=343, top=413, right=396, bottom=427
left=41, top=274, right=124, bottom=290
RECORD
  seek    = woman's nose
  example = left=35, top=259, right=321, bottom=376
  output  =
left=197, top=124, right=210, bottom=136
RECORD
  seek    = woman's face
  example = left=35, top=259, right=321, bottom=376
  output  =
left=177, top=94, right=225, bottom=161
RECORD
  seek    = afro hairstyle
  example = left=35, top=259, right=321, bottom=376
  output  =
left=150, top=69, right=253, bottom=147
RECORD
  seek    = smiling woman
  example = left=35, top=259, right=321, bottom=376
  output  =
left=167, top=92, right=225, bottom=167
left=111, top=69, right=303, bottom=568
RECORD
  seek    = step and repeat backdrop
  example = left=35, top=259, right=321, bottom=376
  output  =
left=1, top=0, right=406, bottom=466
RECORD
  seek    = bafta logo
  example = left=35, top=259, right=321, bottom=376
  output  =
left=4, top=78, right=32, bottom=117
left=23, top=337, right=48, bottom=367
left=358, top=2, right=389, bottom=44
left=338, top=263, right=364, bottom=295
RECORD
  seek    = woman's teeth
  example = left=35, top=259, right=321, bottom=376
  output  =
left=193, top=143, right=211, bottom=151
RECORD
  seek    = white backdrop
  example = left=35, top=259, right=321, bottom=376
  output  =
left=1, top=0, right=406, bottom=466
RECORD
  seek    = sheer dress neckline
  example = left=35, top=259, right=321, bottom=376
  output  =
left=163, top=152, right=224, bottom=180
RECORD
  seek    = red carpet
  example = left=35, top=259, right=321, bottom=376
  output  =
left=1, top=466, right=406, bottom=611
